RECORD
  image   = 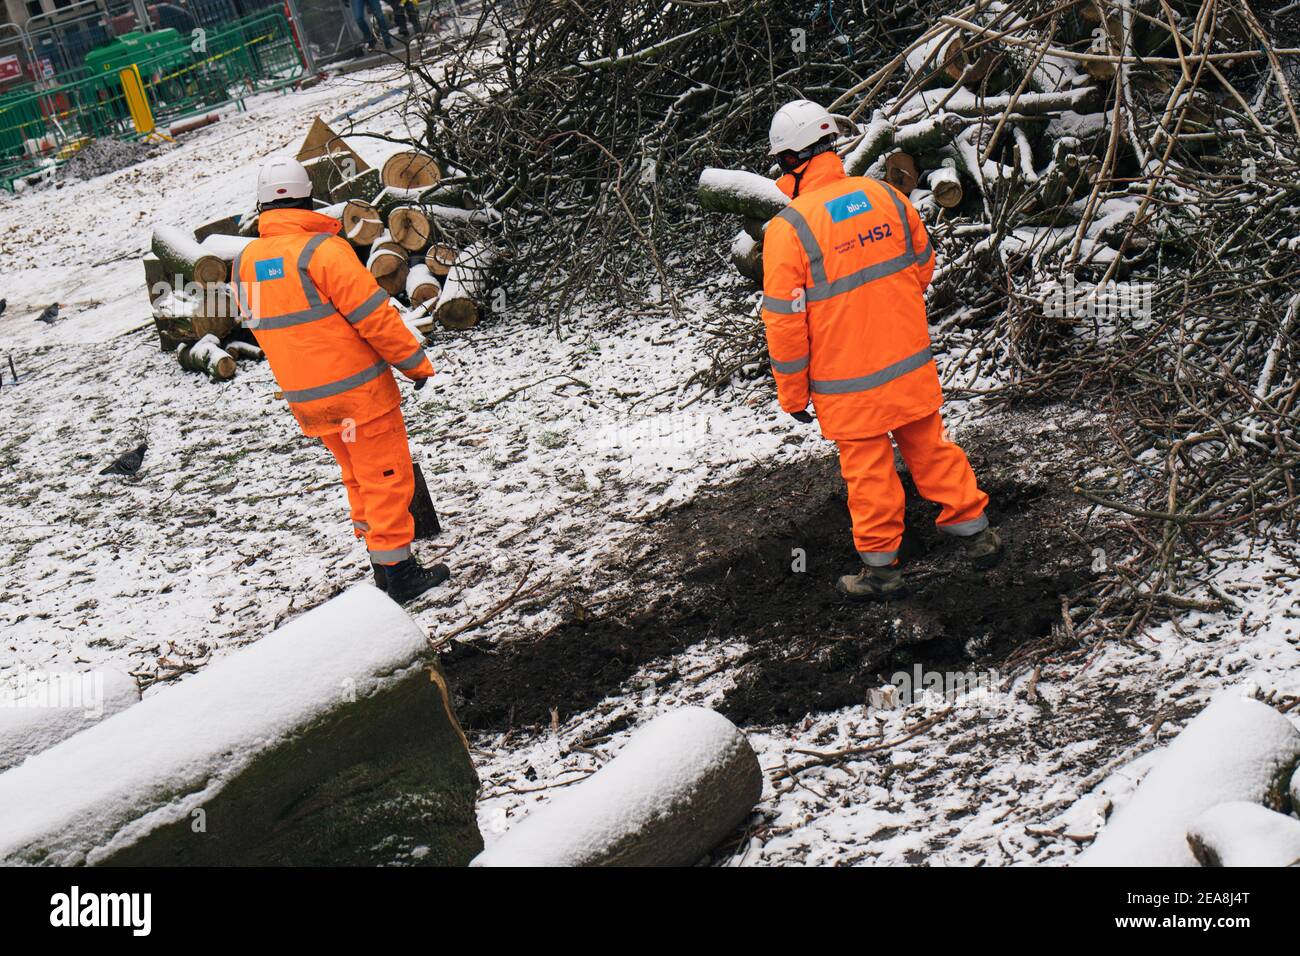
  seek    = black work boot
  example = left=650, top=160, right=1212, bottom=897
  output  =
left=836, top=562, right=905, bottom=601
left=382, top=556, right=450, bottom=604
left=371, top=562, right=388, bottom=591
left=964, top=527, right=1003, bottom=570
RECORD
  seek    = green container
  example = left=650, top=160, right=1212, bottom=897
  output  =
left=83, top=29, right=193, bottom=77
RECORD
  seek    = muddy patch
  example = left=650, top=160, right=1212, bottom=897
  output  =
left=443, top=418, right=1106, bottom=732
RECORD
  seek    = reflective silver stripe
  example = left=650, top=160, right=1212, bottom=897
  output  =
left=916, top=241, right=933, bottom=266
left=254, top=303, right=336, bottom=330
left=771, top=354, right=810, bottom=374
left=344, top=288, right=388, bottom=325
left=776, top=206, right=827, bottom=285
left=810, top=347, right=933, bottom=395
left=283, top=360, right=388, bottom=404
left=394, top=346, right=427, bottom=371
left=353, top=520, right=371, bottom=531
left=859, top=549, right=899, bottom=568
left=881, top=181, right=914, bottom=263
left=369, top=545, right=411, bottom=563
left=805, top=251, right=915, bottom=302
left=762, top=294, right=805, bottom=315
left=298, top=233, right=330, bottom=309
left=939, top=513, right=988, bottom=537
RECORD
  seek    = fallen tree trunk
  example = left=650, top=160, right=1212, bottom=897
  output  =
left=178, top=334, right=236, bottom=381
left=0, top=670, right=138, bottom=773
left=0, top=585, right=481, bottom=866
left=1080, top=694, right=1300, bottom=867
left=152, top=225, right=228, bottom=286
left=366, top=232, right=408, bottom=279
left=472, top=707, right=761, bottom=866
left=1186, top=801, right=1300, bottom=867
left=928, top=163, right=964, bottom=208
left=435, top=242, right=495, bottom=330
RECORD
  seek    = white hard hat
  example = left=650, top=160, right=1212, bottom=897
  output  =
left=768, top=99, right=838, bottom=155
left=256, top=156, right=312, bottom=205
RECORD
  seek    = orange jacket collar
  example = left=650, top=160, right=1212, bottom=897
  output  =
left=776, top=151, right=847, bottom=199
left=258, top=207, right=342, bottom=238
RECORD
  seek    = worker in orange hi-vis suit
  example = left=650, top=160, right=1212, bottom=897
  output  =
left=231, top=157, right=449, bottom=605
left=760, top=100, right=1001, bottom=600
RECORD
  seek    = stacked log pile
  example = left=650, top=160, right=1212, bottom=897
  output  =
left=143, top=119, right=502, bottom=384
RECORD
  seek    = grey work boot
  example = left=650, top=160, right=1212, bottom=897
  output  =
left=964, top=527, right=1003, bottom=569
left=836, top=562, right=905, bottom=601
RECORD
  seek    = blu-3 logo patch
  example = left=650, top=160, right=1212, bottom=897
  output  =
left=255, top=257, right=286, bottom=281
left=825, top=190, right=873, bottom=223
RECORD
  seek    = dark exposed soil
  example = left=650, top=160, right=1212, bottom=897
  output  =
left=443, top=413, right=1107, bottom=732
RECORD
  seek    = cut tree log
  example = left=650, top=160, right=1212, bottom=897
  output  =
left=425, top=244, right=458, bottom=277
left=885, top=151, right=920, bottom=194
left=1186, top=802, right=1300, bottom=867
left=225, top=340, right=265, bottom=362
left=0, top=585, right=482, bottom=866
left=697, top=167, right=788, bottom=220
left=178, top=334, right=236, bottom=381
left=296, top=116, right=370, bottom=174
left=844, top=112, right=965, bottom=178
left=1079, top=694, right=1300, bottom=867
left=193, top=215, right=242, bottom=242
left=928, top=163, right=964, bottom=208
left=198, top=233, right=254, bottom=262
left=730, top=230, right=763, bottom=286
left=340, top=200, right=383, bottom=246
left=381, top=151, right=441, bottom=189
left=366, top=231, right=408, bottom=279
left=472, top=707, right=761, bottom=867
left=388, top=204, right=431, bottom=252
left=303, top=153, right=358, bottom=199
left=435, top=241, right=495, bottom=330
left=152, top=225, right=228, bottom=285
left=405, top=264, right=441, bottom=307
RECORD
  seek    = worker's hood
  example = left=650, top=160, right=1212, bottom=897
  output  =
left=258, top=208, right=343, bottom=238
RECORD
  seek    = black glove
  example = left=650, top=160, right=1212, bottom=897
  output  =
left=413, top=377, right=427, bottom=391
left=789, top=410, right=814, bottom=423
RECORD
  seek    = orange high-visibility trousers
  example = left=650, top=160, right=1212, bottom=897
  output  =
left=319, top=405, right=417, bottom=564
left=835, top=410, right=988, bottom=566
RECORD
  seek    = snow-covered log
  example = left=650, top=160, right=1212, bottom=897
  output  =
left=0, top=670, right=138, bottom=773
left=697, top=168, right=788, bottom=220
left=178, top=334, right=236, bottom=381
left=328, top=166, right=382, bottom=204
left=367, top=231, right=409, bottom=296
left=151, top=225, right=228, bottom=286
left=730, top=229, right=762, bottom=286
left=435, top=241, right=496, bottom=330
left=1079, top=694, right=1300, bottom=867
left=472, top=707, right=761, bottom=867
left=0, top=585, right=481, bottom=866
left=336, top=199, right=383, bottom=246
left=224, top=340, right=265, bottom=362
left=928, top=163, right=963, bottom=208
left=198, top=233, right=254, bottom=261
left=425, top=243, right=458, bottom=277
left=405, top=264, right=441, bottom=307
left=1186, top=802, right=1300, bottom=867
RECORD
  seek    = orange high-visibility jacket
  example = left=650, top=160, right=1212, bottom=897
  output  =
left=761, top=152, right=939, bottom=440
left=232, top=208, right=434, bottom=438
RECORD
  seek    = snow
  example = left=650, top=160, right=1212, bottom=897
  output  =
left=3, top=52, right=1300, bottom=868
left=0, top=668, right=138, bottom=772
left=1186, top=801, right=1300, bottom=867
left=472, top=706, right=758, bottom=866
left=0, top=583, right=425, bottom=865
left=698, top=167, right=789, bottom=206
left=1079, top=692, right=1300, bottom=866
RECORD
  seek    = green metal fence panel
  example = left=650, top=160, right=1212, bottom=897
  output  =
left=0, top=10, right=305, bottom=191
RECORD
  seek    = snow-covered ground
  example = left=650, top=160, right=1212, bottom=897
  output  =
left=2, top=63, right=1297, bottom=867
